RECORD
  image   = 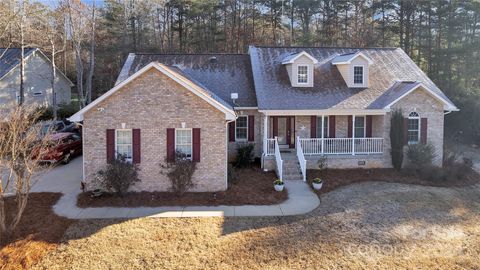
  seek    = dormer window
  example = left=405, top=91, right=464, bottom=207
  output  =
left=353, top=66, right=364, bottom=84
left=297, top=65, right=308, bottom=84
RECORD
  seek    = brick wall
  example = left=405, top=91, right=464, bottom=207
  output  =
left=83, top=68, right=227, bottom=192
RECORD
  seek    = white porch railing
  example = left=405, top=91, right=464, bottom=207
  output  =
left=299, top=138, right=384, bottom=155
left=265, top=138, right=275, bottom=156
left=274, top=137, right=283, bottom=181
left=296, top=137, right=307, bottom=182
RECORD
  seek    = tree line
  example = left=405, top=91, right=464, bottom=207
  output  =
left=0, top=0, right=479, bottom=142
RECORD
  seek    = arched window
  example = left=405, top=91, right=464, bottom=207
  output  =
left=408, top=112, right=420, bottom=144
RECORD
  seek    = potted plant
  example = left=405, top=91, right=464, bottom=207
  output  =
left=312, top=155, right=327, bottom=190
left=312, top=178, right=323, bottom=190
left=273, top=179, right=284, bottom=191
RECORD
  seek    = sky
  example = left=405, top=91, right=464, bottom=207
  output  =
left=38, top=0, right=104, bottom=8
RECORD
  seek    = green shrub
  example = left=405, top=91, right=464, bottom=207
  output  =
left=97, top=155, right=140, bottom=196
left=390, top=109, right=404, bottom=171
left=161, top=152, right=197, bottom=197
left=407, top=144, right=435, bottom=168
left=236, top=143, right=254, bottom=167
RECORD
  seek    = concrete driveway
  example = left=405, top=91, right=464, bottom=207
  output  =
left=31, top=156, right=83, bottom=194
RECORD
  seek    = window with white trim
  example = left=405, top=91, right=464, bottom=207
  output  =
left=408, top=112, right=420, bottom=144
left=354, top=116, right=365, bottom=138
left=353, top=66, right=364, bottom=84
left=316, top=116, right=329, bottom=138
left=297, top=65, right=308, bottom=84
left=175, top=129, right=192, bottom=158
left=235, top=116, right=248, bottom=141
left=116, top=129, right=132, bottom=160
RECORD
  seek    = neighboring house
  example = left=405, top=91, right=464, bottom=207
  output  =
left=0, top=48, right=73, bottom=116
left=69, top=46, right=458, bottom=192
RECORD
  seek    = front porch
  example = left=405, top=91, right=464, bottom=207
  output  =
left=260, top=114, right=388, bottom=181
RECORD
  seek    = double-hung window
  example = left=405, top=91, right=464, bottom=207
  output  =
left=235, top=116, right=248, bottom=141
left=316, top=116, right=329, bottom=138
left=175, top=129, right=192, bottom=159
left=354, top=116, right=366, bottom=138
left=116, top=129, right=132, bottom=161
left=297, top=65, right=308, bottom=84
left=408, top=112, right=420, bottom=144
left=353, top=66, right=364, bottom=85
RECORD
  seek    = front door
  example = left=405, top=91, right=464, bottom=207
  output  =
left=271, top=116, right=295, bottom=148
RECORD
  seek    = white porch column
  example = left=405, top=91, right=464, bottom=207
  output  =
left=352, top=114, right=355, bottom=155
left=321, top=115, right=325, bottom=155
left=263, top=114, right=268, bottom=154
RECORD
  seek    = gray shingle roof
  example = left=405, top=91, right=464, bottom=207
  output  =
left=0, top=48, right=36, bottom=79
left=116, top=53, right=257, bottom=108
left=249, top=46, right=455, bottom=111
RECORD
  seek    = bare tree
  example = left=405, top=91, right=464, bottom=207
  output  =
left=0, top=106, right=56, bottom=243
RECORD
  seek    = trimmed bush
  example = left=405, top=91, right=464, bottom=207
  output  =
left=161, top=152, right=197, bottom=197
left=407, top=143, right=435, bottom=168
left=390, top=109, right=404, bottom=171
left=97, top=155, right=140, bottom=196
left=236, top=143, right=254, bottom=167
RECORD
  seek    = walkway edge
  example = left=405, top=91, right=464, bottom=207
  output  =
left=52, top=180, right=320, bottom=219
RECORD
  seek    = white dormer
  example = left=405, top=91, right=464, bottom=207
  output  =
left=332, top=52, right=373, bottom=88
left=282, top=51, right=318, bottom=87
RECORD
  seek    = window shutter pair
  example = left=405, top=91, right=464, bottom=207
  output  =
left=166, top=128, right=201, bottom=162
left=229, top=116, right=255, bottom=142
left=347, top=116, right=373, bottom=138
left=106, top=129, right=141, bottom=164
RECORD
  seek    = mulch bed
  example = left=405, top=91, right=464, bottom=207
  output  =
left=307, top=167, right=480, bottom=194
left=77, top=165, right=288, bottom=207
left=0, top=193, right=75, bottom=270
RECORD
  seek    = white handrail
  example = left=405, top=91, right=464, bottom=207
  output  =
left=299, top=138, right=384, bottom=155
left=274, top=137, right=283, bottom=181
left=264, top=138, right=275, bottom=156
left=296, top=136, right=307, bottom=182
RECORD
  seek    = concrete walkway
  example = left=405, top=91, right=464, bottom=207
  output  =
left=33, top=157, right=320, bottom=219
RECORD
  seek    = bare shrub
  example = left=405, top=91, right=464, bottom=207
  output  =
left=160, top=152, right=197, bottom=197
left=407, top=143, right=435, bottom=169
left=97, top=155, right=140, bottom=196
left=0, top=106, right=55, bottom=243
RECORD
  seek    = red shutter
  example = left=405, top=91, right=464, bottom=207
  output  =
left=228, top=122, right=235, bottom=142
left=329, top=116, right=336, bottom=138
left=132, top=129, right=141, bottom=164
left=347, top=116, right=353, bottom=138
left=310, top=116, right=317, bottom=138
left=420, top=118, right=428, bottom=145
left=193, top=128, right=201, bottom=162
left=272, top=116, right=278, bottom=137
left=106, top=129, right=115, bottom=163
left=403, top=118, right=408, bottom=145
left=248, top=115, right=254, bottom=142
left=366, top=116, right=373, bottom=138
left=166, top=128, right=175, bottom=162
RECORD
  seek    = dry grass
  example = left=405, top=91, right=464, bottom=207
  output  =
left=34, top=182, right=480, bottom=269
left=0, top=193, right=74, bottom=270
left=77, top=166, right=287, bottom=207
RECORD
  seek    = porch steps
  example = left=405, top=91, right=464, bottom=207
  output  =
left=281, top=154, right=304, bottom=181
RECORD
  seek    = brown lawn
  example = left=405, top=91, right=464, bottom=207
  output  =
left=0, top=193, right=74, bottom=270
left=33, top=181, right=480, bottom=269
left=77, top=166, right=287, bottom=207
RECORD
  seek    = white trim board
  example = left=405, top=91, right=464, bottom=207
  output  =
left=332, top=52, right=374, bottom=65
left=384, top=83, right=459, bottom=111
left=281, top=51, right=319, bottom=65
left=69, top=62, right=236, bottom=122
left=259, top=109, right=388, bottom=116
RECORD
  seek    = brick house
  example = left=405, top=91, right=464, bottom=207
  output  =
left=69, top=46, right=458, bottom=191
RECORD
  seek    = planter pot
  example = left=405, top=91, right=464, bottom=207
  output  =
left=274, top=184, right=284, bottom=192
left=312, top=182, right=323, bottom=190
